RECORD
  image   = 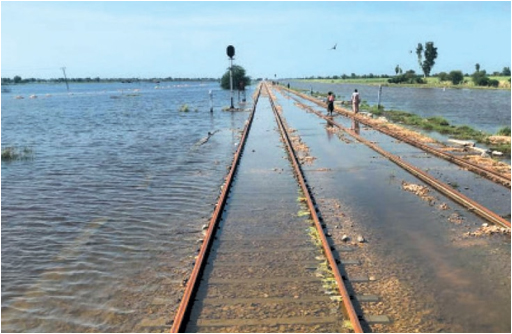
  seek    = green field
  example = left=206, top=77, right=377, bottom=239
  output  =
left=304, top=76, right=511, bottom=90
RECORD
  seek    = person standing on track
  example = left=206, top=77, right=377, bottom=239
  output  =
left=351, top=89, right=361, bottom=114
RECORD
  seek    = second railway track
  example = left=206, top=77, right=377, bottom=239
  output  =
left=274, top=86, right=510, bottom=229
left=281, top=86, right=511, bottom=189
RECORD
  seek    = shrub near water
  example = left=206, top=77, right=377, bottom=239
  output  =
left=496, top=126, right=511, bottom=136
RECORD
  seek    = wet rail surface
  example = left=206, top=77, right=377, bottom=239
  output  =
left=172, top=85, right=365, bottom=332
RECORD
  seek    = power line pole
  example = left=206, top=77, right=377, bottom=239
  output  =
left=61, top=67, right=69, bottom=92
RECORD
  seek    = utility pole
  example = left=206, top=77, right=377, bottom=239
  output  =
left=61, top=67, right=69, bottom=92
left=226, top=45, right=235, bottom=109
left=209, top=89, right=213, bottom=112
left=377, top=85, right=383, bottom=109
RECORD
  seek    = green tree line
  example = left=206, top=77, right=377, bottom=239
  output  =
left=1, top=76, right=220, bottom=85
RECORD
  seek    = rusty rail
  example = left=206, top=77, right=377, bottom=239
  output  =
left=281, top=87, right=511, bottom=189
left=170, top=84, right=262, bottom=333
left=274, top=86, right=510, bottom=229
left=265, top=83, right=364, bottom=333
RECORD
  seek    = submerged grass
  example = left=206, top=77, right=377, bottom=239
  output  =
left=361, top=103, right=511, bottom=154
left=2, top=146, right=33, bottom=161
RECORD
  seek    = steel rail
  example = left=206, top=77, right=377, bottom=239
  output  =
left=281, top=87, right=511, bottom=189
left=170, top=84, right=262, bottom=333
left=265, top=83, right=364, bottom=333
left=274, top=87, right=510, bottom=229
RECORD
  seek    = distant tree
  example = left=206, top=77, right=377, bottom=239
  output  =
left=416, top=43, right=423, bottom=71
left=438, top=72, right=448, bottom=82
left=489, top=79, right=499, bottom=87
left=220, top=65, right=251, bottom=90
left=448, top=70, right=464, bottom=85
left=395, top=65, right=403, bottom=76
left=13, top=75, right=22, bottom=84
left=416, top=42, right=438, bottom=78
left=472, top=69, right=490, bottom=86
left=502, top=67, right=511, bottom=76
left=475, top=63, right=480, bottom=73
left=387, top=70, right=424, bottom=84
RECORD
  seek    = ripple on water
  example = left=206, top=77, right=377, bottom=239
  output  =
left=2, top=82, right=253, bottom=332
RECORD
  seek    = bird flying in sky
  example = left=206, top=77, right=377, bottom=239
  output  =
left=330, top=43, right=337, bottom=50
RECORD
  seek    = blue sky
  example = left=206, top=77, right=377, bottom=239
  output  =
left=1, top=1, right=510, bottom=80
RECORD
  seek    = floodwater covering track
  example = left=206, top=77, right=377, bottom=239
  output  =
left=282, top=87, right=511, bottom=189
left=276, top=87, right=510, bottom=229
left=170, top=84, right=262, bottom=332
left=172, top=83, right=363, bottom=333
left=268, top=86, right=510, bottom=332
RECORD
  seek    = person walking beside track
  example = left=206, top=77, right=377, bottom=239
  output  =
left=351, top=89, right=361, bottom=114
left=326, top=91, right=335, bottom=116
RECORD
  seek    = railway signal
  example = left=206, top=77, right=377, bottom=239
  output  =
left=226, top=45, right=235, bottom=109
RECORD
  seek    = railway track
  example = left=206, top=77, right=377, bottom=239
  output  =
left=273, top=86, right=510, bottom=229
left=170, top=83, right=368, bottom=332
left=171, top=82, right=508, bottom=333
left=279, top=86, right=511, bottom=189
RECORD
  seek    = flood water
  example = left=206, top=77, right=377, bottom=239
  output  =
left=287, top=81, right=511, bottom=135
left=1, top=82, right=253, bottom=332
left=271, top=88, right=511, bottom=332
left=2, top=82, right=510, bottom=332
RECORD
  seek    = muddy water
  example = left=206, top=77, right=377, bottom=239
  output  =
left=272, top=89, right=511, bottom=332
left=2, top=82, right=253, bottom=332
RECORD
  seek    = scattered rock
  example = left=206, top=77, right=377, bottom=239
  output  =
left=438, top=203, right=450, bottom=210
left=465, top=225, right=511, bottom=237
left=402, top=181, right=436, bottom=204
left=448, top=213, right=464, bottom=224
left=357, top=235, right=366, bottom=243
left=341, top=234, right=349, bottom=242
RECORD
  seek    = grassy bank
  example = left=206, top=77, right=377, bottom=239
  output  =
left=303, top=76, right=511, bottom=90
left=360, top=103, right=511, bottom=154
